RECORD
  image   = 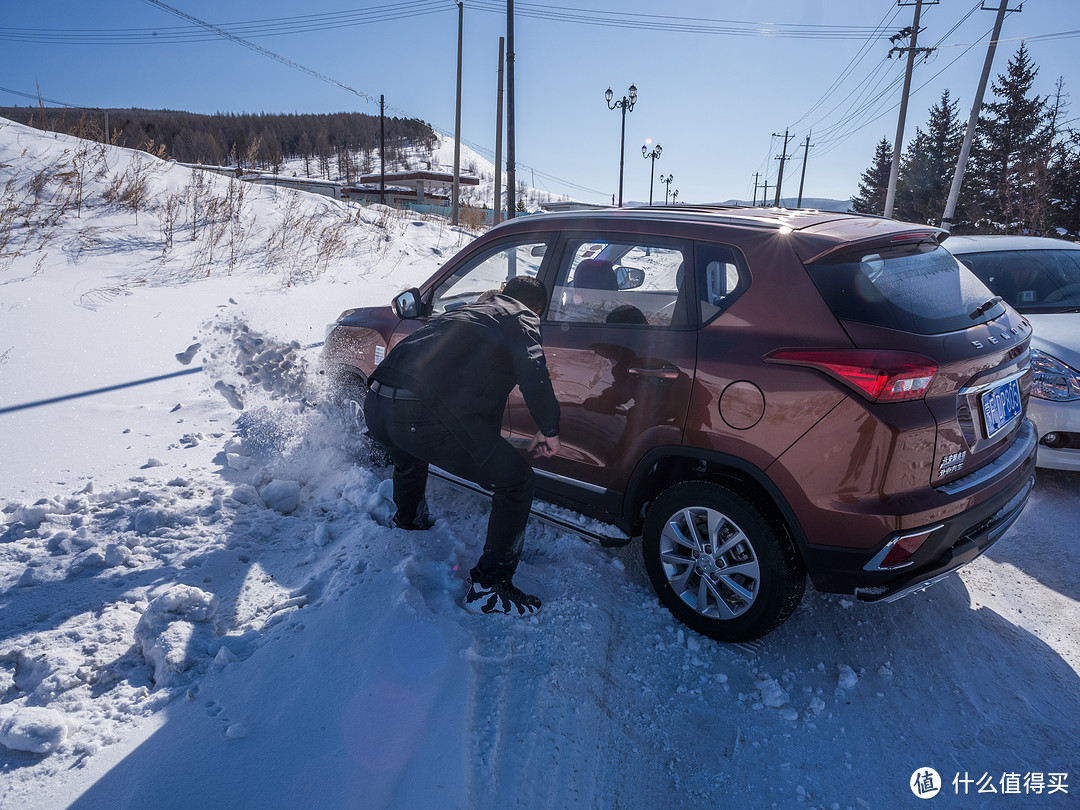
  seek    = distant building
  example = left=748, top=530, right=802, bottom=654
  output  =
left=346, top=171, right=480, bottom=208
left=246, top=175, right=343, bottom=199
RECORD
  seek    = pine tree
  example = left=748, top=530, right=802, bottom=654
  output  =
left=970, top=43, right=1053, bottom=233
left=851, top=137, right=893, bottom=215
left=1048, top=131, right=1080, bottom=238
left=896, top=90, right=964, bottom=225
left=1043, top=77, right=1078, bottom=237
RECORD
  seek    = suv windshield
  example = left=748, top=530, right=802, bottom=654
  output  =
left=806, top=243, right=999, bottom=334
left=953, top=248, right=1080, bottom=314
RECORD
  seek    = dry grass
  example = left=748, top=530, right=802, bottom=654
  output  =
left=1, top=125, right=485, bottom=287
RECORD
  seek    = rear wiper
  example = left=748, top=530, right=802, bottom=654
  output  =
left=970, top=295, right=1003, bottom=319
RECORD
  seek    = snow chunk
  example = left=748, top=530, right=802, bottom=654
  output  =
left=313, top=522, right=333, bottom=547
left=226, top=722, right=247, bottom=739
left=340, top=468, right=394, bottom=523
left=758, top=677, right=791, bottom=708
left=175, top=342, right=201, bottom=365
left=214, top=646, right=238, bottom=669
left=134, top=586, right=219, bottom=688
left=837, top=664, right=859, bottom=689
left=132, top=507, right=169, bottom=535
left=13, top=648, right=86, bottom=702
left=0, top=707, right=68, bottom=755
left=9, top=503, right=50, bottom=529
left=215, top=380, right=244, bottom=410
left=260, top=479, right=301, bottom=514
left=229, top=484, right=262, bottom=505
left=226, top=453, right=253, bottom=471
left=104, top=543, right=132, bottom=567
left=16, top=565, right=46, bottom=587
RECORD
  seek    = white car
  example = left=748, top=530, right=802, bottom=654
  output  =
left=945, top=235, right=1080, bottom=471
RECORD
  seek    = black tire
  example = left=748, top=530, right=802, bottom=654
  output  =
left=642, top=481, right=806, bottom=643
left=325, top=365, right=368, bottom=434
left=323, top=365, right=392, bottom=467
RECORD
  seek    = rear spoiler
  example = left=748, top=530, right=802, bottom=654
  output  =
left=800, top=228, right=947, bottom=265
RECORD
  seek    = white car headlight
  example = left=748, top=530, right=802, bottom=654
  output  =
left=1030, top=348, right=1080, bottom=401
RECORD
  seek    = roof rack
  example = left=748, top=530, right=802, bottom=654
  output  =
left=525, top=205, right=857, bottom=232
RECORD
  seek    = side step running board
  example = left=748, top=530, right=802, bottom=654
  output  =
left=429, top=466, right=634, bottom=548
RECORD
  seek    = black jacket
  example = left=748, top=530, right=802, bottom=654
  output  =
left=370, top=293, right=560, bottom=462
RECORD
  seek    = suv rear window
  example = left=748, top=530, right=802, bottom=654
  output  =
left=806, top=243, right=999, bottom=335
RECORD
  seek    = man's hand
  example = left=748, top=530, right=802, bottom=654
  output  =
left=529, top=432, right=560, bottom=458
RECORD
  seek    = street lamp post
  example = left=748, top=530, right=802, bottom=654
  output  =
left=642, top=143, right=662, bottom=205
left=605, top=84, right=637, bottom=207
left=671, top=188, right=679, bottom=205
left=660, top=173, right=674, bottom=205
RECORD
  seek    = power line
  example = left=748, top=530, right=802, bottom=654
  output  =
left=801, top=1, right=987, bottom=160
left=0, top=83, right=100, bottom=110
left=812, top=27, right=989, bottom=161
left=467, top=1, right=898, bottom=38
left=0, top=2, right=452, bottom=44
left=936, top=28, right=1080, bottom=47
left=2, top=2, right=898, bottom=44
left=787, top=0, right=904, bottom=130
left=138, top=0, right=382, bottom=106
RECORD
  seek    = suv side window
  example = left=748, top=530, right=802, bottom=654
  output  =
left=696, top=242, right=750, bottom=323
left=430, top=240, right=548, bottom=315
left=547, top=238, right=689, bottom=326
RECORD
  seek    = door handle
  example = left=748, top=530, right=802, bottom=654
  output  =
left=628, top=365, right=679, bottom=381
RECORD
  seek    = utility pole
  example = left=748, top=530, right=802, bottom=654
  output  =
left=506, top=0, right=516, bottom=218
left=752, top=172, right=760, bottom=206
left=494, top=36, right=505, bottom=225
left=761, top=179, right=771, bottom=207
left=772, top=129, right=792, bottom=207
left=883, top=0, right=938, bottom=218
left=452, top=1, right=463, bottom=225
left=796, top=131, right=813, bottom=208
left=379, top=95, right=385, bottom=205
left=942, top=0, right=1015, bottom=231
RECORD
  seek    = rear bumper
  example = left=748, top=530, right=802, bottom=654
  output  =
left=804, top=419, right=1038, bottom=598
left=856, top=470, right=1033, bottom=602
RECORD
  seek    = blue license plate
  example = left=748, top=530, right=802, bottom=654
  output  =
left=980, top=379, right=1022, bottom=438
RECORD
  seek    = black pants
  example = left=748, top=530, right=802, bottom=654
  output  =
left=363, top=391, right=535, bottom=586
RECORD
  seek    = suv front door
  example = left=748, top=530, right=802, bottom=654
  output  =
left=507, top=234, right=697, bottom=514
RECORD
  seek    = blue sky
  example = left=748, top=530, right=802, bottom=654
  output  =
left=1, top=0, right=1076, bottom=205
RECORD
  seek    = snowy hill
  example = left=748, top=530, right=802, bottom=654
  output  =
left=1, top=118, right=1078, bottom=809
left=273, top=132, right=573, bottom=213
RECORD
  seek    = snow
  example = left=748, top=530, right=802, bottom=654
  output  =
left=1, top=117, right=1078, bottom=808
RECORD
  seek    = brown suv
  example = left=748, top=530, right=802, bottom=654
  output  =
left=322, top=207, right=1037, bottom=641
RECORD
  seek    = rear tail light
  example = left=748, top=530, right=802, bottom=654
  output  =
left=765, top=349, right=938, bottom=402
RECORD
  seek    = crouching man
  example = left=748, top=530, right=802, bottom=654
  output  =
left=363, top=276, right=560, bottom=617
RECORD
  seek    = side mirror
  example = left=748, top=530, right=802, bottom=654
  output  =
left=615, top=266, right=646, bottom=290
left=392, top=288, right=423, bottom=319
